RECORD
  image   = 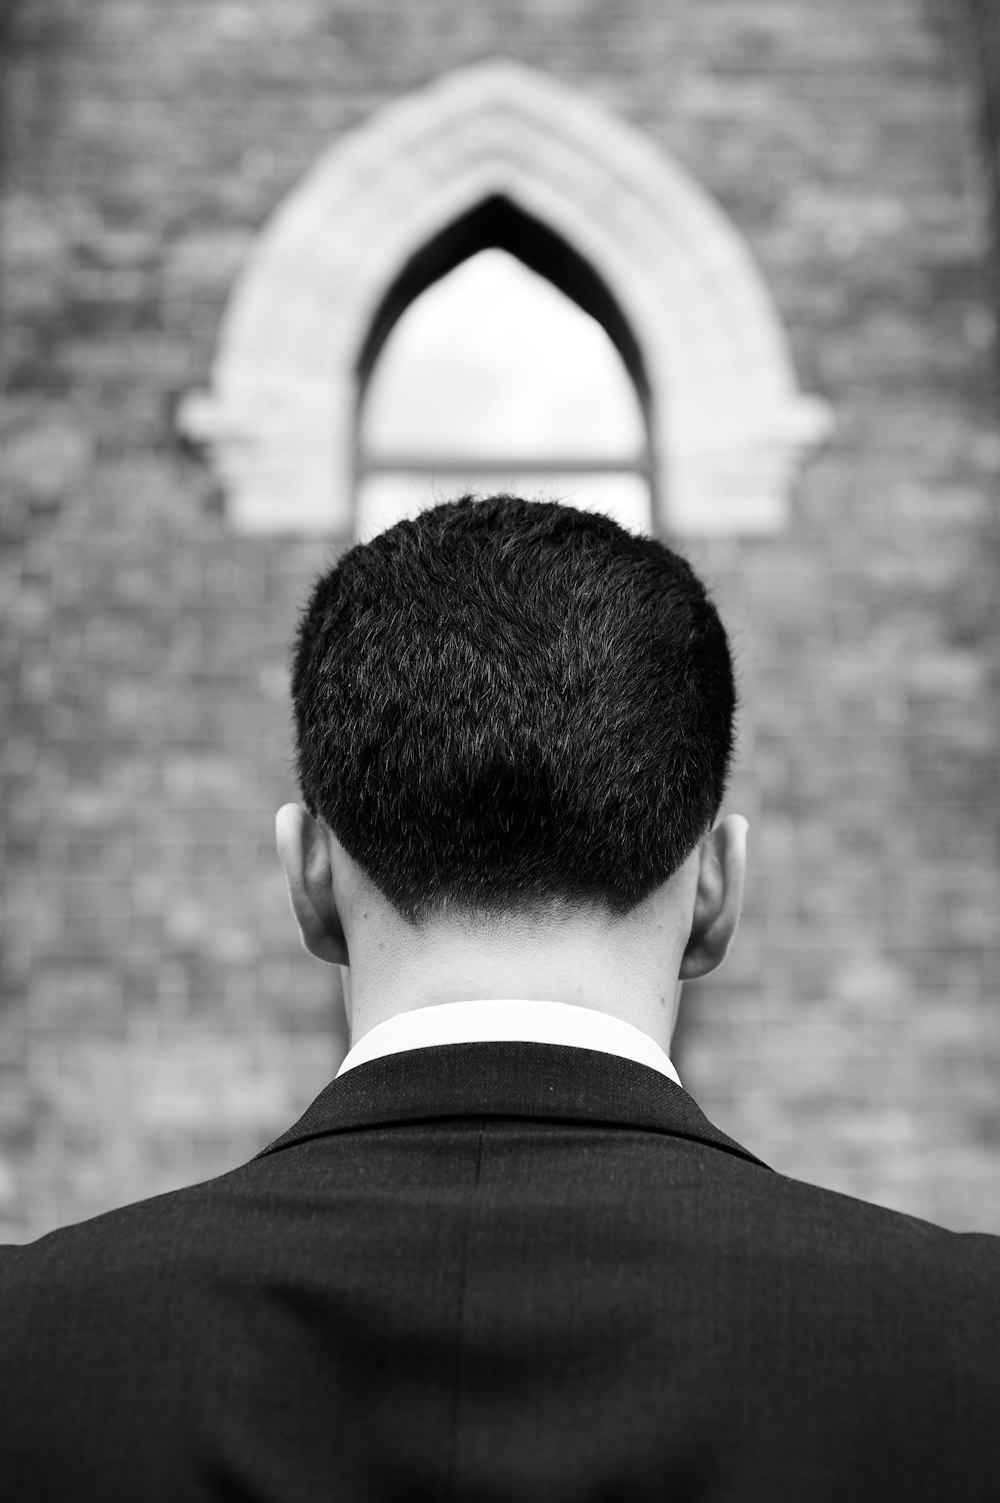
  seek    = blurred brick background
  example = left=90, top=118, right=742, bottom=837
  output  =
left=2, top=0, right=1000, bottom=1241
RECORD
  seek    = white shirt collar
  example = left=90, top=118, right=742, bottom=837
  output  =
left=336, top=998, right=682, bottom=1087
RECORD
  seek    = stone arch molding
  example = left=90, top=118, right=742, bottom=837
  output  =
left=179, top=60, right=832, bottom=536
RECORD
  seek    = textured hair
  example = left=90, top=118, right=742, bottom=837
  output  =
left=290, top=494, right=736, bottom=926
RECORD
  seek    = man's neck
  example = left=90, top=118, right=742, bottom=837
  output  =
left=344, top=944, right=684, bottom=1056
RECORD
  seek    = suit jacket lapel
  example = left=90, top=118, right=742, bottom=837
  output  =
left=254, top=1041, right=770, bottom=1171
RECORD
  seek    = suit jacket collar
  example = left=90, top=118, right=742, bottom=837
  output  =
left=253, top=1041, right=770, bottom=1171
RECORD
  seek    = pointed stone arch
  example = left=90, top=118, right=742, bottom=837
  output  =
left=179, top=59, right=831, bottom=536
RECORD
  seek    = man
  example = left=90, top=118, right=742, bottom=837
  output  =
left=2, top=494, right=998, bottom=1501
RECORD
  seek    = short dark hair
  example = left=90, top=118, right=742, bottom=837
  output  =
left=291, top=494, right=735, bottom=926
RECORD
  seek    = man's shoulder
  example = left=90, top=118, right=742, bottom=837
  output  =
left=593, top=1122, right=1000, bottom=1308
left=0, top=1163, right=254, bottom=1289
left=738, top=1162, right=1000, bottom=1303
left=0, top=1162, right=276, bottom=1400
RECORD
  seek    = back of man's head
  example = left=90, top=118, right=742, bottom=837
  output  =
left=291, top=494, right=735, bottom=927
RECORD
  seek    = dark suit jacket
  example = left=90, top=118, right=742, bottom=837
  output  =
left=2, top=1041, right=998, bottom=1502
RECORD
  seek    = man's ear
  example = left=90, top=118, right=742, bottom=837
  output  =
left=275, top=803, right=349, bottom=966
left=678, top=815, right=748, bottom=981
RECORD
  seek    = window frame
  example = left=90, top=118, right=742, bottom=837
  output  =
left=177, top=60, right=831, bottom=538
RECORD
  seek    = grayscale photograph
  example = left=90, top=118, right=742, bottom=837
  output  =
left=1, top=1, right=998, bottom=1498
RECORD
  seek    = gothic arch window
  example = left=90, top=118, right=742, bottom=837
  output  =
left=179, top=60, right=830, bottom=537
left=355, top=196, right=654, bottom=538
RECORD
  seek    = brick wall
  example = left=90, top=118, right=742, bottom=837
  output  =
left=2, top=0, right=999, bottom=1239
